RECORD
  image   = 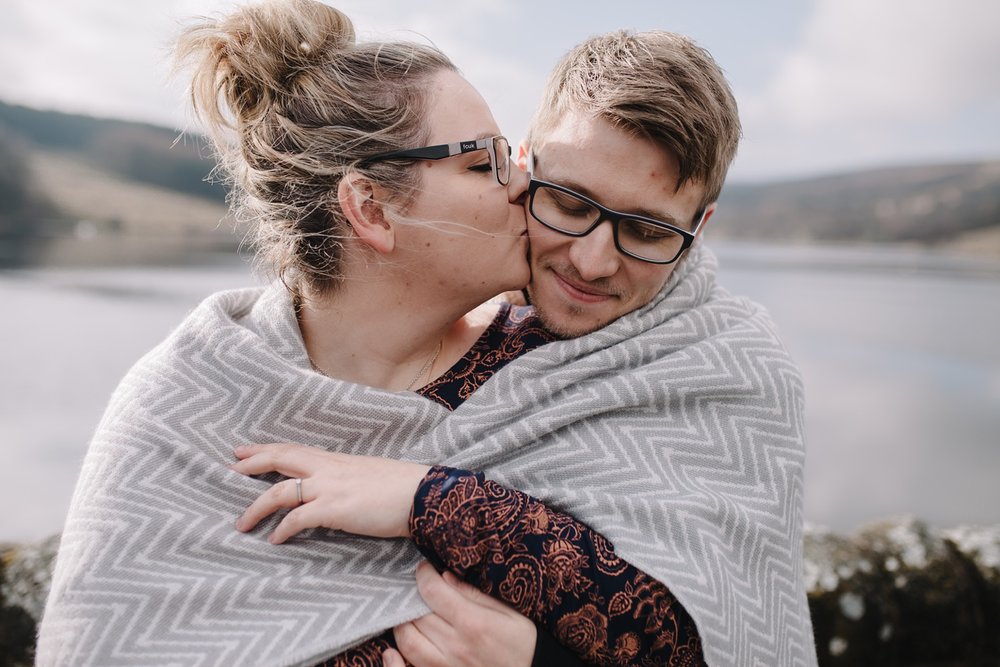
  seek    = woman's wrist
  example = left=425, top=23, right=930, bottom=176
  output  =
left=408, top=466, right=485, bottom=569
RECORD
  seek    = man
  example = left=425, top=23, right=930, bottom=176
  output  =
left=519, top=31, right=736, bottom=340
left=387, top=30, right=816, bottom=667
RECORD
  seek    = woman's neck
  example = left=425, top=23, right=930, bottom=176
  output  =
left=296, top=275, right=496, bottom=392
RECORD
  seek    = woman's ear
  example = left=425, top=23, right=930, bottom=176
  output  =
left=338, top=174, right=395, bottom=254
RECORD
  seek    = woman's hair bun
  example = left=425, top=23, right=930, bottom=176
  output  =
left=175, top=0, right=456, bottom=297
left=177, top=0, right=357, bottom=128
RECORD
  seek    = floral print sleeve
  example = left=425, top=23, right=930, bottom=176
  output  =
left=409, top=466, right=706, bottom=667
left=319, top=304, right=704, bottom=666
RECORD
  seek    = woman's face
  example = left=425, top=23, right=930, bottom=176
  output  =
left=393, top=70, right=529, bottom=308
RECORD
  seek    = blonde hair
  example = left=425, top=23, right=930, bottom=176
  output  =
left=174, top=0, right=455, bottom=296
left=526, top=30, right=741, bottom=209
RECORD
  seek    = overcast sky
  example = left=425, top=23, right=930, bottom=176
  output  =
left=2, top=0, right=998, bottom=183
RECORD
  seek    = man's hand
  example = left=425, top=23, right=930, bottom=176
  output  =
left=383, top=561, right=537, bottom=667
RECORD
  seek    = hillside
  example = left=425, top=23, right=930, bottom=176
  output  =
left=0, top=101, right=224, bottom=202
left=714, top=162, right=1000, bottom=249
left=1, top=100, right=999, bottom=264
left=0, top=102, right=237, bottom=265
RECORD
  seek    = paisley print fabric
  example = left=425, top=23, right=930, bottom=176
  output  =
left=410, top=468, right=704, bottom=666
left=325, top=307, right=703, bottom=666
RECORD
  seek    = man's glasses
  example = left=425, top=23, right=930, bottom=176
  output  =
left=527, top=178, right=705, bottom=265
left=362, top=135, right=511, bottom=186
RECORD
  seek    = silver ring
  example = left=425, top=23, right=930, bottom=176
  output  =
left=294, top=477, right=303, bottom=506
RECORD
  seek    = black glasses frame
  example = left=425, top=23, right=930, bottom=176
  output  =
left=362, top=136, right=510, bottom=185
left=527, top=178, right=706, bottom=265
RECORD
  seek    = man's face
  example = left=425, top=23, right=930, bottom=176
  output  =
left=523, top=110, right=712, bottom=338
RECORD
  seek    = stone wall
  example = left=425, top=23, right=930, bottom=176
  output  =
left=3, top=518, right=998, bottom=666
left=805, top=517, right=1000, bottom=666
left=1, top=534, right=56, bottom=666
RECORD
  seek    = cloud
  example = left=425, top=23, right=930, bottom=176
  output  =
left=4, top=0, right=997, bottom=181
left=733, top=0, right=1000, bottom=179
left=0, top=0, right=234, bottom=125
left=783, top=0, right=999, bottom=126
left=337, top=0, right=542, bottom=144
left=0, top=0, right=539, bottom=141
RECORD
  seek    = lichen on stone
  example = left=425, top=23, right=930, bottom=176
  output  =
left=838, top=591, right=865, bottom=620
left=944, top=524, right=1000, bottom=571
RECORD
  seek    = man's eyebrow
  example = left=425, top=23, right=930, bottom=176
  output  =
left=534, top=153, right=684, bottom=226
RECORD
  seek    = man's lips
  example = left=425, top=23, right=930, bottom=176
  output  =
left=552, top=270, right=614, bottom=303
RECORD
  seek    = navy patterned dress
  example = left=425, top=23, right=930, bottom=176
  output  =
left=320, top=304, right=704, bottom=667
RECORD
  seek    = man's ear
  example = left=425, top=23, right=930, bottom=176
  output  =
left=696, top=203, right=717, bottom=236
left=337, top=174, right=395, bottom=254
left=516, top=142, right=529, bottom=171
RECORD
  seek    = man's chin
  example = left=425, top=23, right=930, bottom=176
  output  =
left=532, top=301, right=611, bottom=339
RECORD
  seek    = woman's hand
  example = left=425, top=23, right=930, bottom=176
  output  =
left=383, top=561, right=537, bottom=667
left=231, top=443, right=430, bottom=543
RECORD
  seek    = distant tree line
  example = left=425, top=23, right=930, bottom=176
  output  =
left=0, top=101, right=226, bottom=203
left=714, top=162, right=1000, bottom=243
left=0, top=125, right=65, bottom=238
left=3, top=99, right=998, bottom=247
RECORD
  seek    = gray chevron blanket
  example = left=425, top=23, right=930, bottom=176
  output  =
left=38, top=244, right=816, bottom=667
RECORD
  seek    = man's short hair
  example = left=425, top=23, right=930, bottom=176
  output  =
left=527, top=30, right=742, bottom=209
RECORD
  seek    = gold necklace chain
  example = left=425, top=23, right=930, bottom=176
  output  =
left=309, top=340, right=442, bottom=392
left=405, top=340, right=443, bottom=391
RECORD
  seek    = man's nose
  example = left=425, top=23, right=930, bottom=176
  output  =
left=567, top=220, right=620, bottom=281
left=507, top=163, right=530, bottom=204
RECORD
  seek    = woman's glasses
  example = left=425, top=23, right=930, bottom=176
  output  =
left=362, top=135, right=510, bottom=185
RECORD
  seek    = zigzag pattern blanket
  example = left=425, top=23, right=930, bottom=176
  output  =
left=38, top=245, right=816, bottom=666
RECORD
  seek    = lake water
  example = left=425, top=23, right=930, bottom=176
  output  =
left=2, top=243, right=999, bottom=542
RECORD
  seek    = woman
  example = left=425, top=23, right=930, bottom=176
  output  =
left=41, top=3, right=807, bottom=666
left=164, top=3, right=698, bottom=666
left=220, top=12, right=809, bottom=667
left=218, top=17, right=809, bottom=667
left=37, top=0, right=534, bottom=663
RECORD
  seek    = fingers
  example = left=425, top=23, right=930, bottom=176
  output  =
left=231, top=445, right=427, bottom=541
left=408, top=609, right=456, bottom=643
left=421, top=562, right=525, bottom=620
left=414, top=561, right=464, bottom=620
left=234, top=476, right=299, bottom=532
left=235, top=476, right=342, bottom=544
left=394, top=618, right=447, bottom=667
left=382, top=648, right=407, bottom=667
left=405, top=564, right=538, bottom=666
left=231, top=443, right=315, bottom=479
left=441, top=569, right=479, bottom=596
left=231, top=444, right=327, bottom=540
left=440, top=569, right=510, bottom=613
left=415, top=561, right=506, bottom=623
left=268, top=502, right=335, bottom=544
